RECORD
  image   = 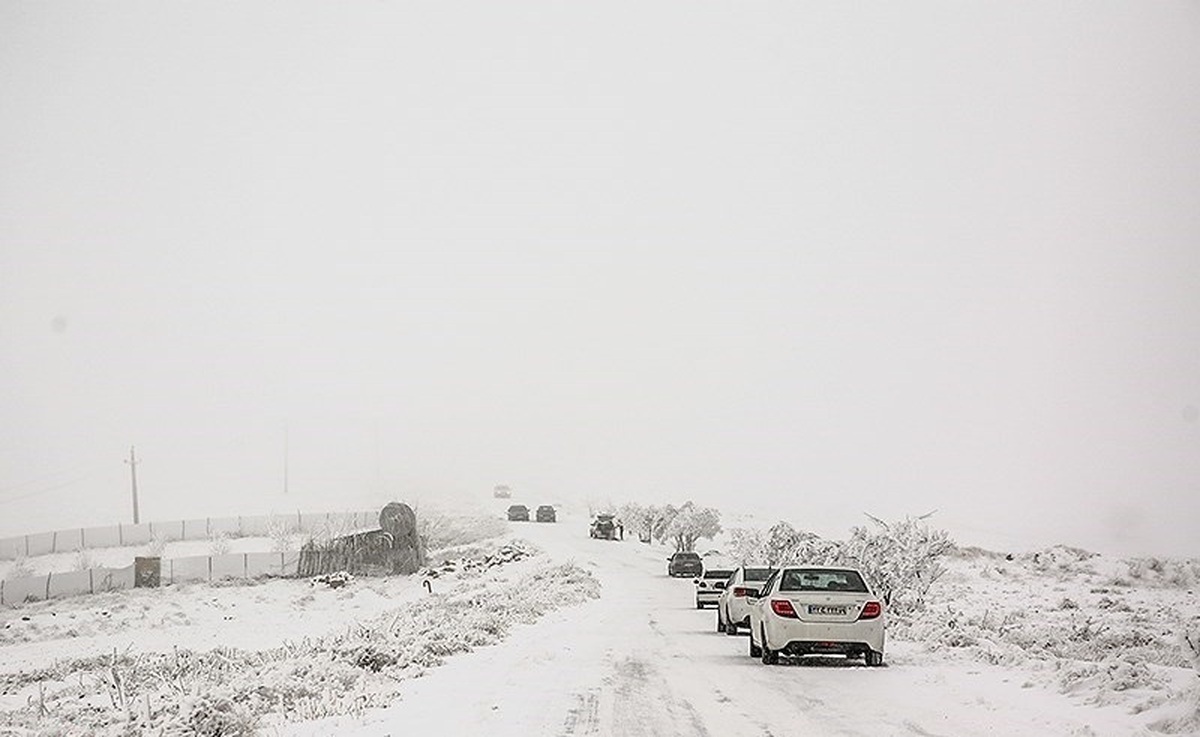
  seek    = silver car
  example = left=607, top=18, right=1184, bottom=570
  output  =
left=747, top=566, right=885, bottom=666
left=694, top=568, right=735, bottom=609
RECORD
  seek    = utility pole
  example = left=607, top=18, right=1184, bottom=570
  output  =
left=124, top=446, right=140, bottom=524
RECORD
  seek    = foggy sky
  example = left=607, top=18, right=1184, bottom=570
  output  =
left=2, top=0, right=1198, bottom=557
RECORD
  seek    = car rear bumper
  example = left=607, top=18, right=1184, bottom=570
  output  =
left=765, top=619, right=885, bottom=654
left=779, top=640, right=878, bottom=658
left=695, top=591, right=722, bottom=605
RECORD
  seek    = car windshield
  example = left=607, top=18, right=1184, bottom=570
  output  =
left=778, top=568, right=868, bottom=593
left=703, top=569, right=734, bottom=579
left=674, top=553, right=700, bottom=561
left=743, top=568, right=774, bottom=581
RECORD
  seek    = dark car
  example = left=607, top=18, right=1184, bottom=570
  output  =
left=535, top=505, right=557, bottom=522
left=507, top=504, right=529, bottom=521
left=590, top=514, right=618, bottom=539
left=667, top=551, right=703, bottom=577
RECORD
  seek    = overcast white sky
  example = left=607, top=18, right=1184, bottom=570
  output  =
left=2, top=0, right=1198, bottom=556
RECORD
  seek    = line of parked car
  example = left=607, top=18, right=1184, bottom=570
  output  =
left=668, top=553, right=886, bottom=667
left=506, top=504, right=557, bottom=522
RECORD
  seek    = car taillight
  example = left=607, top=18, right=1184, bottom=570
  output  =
left=858, top=601, right=882, bottom=620
left=770, top=599, right=798, bottom=618
left=732, top=587, right=750, bottom=597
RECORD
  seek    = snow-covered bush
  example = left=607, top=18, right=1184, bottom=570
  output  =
left=416, top=510, right=506, bottom=552
left=5, top=554, right=33, bottom=580
left=1184, top=622, right=1200, bottom=674
left=841, top=514, right=953, bottom=616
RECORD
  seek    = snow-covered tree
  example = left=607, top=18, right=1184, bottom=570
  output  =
left=664, top=502, right=722, bottom=552
left=729, top=521, right=840, bottom=566
left=726, top=527, right=766, bottom=564
left=651, top=504, right=678, bottom=545
left=617, top=503, right=656, bottom=542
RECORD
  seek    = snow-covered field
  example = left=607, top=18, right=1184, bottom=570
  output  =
left=1, top=504, right=1198, bottom=735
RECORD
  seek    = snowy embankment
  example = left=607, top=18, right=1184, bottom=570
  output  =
left=897, top=545, right=1200, bottom=733
left=0, top=513, right=599, bottom=736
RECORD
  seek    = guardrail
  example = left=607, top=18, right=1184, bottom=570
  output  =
left=0, top=511, right=377, bottom=560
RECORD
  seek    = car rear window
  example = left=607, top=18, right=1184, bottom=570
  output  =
left=743, top=568, right=774, bottom=581
left=778, top=569, right=868, bottom=593
left=674, top=553, right=701, bottom=560
left=703, top=569, right=734, bottom=579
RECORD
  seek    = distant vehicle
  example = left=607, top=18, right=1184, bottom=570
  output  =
left=747, top=566, right=885, bottom=666
left=716, top=565, right=775, bottom=633
left=590, top=514, right=618, bottom=539
left=666, top=551, right=703, bottom=578
left=694, top=567, right=735, bottom=609
left=494, top=485, right=512, bottom=499
left=507, top=504, right=529, bottom=522
left=536, top=505, right=557, bottom=523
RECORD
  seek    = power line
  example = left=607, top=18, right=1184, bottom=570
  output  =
left=0, top=474, right=92, bottom=506
left=0, top=461, right=101, bottom=498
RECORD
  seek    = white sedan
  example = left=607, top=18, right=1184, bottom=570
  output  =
left=715, top=565, right=775, bottom=634
left=694, top=567, right=735, bottom=609
left=747, top=566, right=885, bottom=666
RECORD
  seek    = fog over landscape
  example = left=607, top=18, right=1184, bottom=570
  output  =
left=2, top=0, right=1198, bottom=557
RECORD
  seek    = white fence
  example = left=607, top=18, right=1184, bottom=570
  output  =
left=0, top=511, right=377, bottom=560
left=0, top=551, right=308, bottom=606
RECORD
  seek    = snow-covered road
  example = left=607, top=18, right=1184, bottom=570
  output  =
left=284, top=514, right=1137, bottom=736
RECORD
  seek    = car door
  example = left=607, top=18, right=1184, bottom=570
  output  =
left=747, top=569, right=779, bottom=643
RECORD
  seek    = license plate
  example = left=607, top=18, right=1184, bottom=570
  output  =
left=808, top=605, right=847, bottom=616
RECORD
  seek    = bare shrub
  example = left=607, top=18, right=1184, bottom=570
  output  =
left=145, top=533, right=169, bottom=557
left=267, top=518, right=296, bottom=552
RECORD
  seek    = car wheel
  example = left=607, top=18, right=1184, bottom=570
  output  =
left=760, top=629, right=779, bottom=665
left=865, top=650, right=884, bottom=667
left=725, top=613, right=739, bottom=636
left=749, top=631, right=762, bottom=658
left=717, top=614, right=726, bottom=633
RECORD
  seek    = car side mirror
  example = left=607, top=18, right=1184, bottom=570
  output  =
left=692, top=578, right=699, bottom=585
